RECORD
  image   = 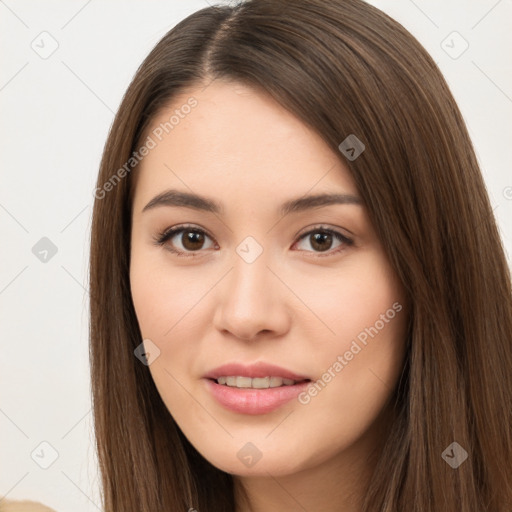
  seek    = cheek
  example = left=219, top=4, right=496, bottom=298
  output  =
left=129, top=241, right=210, bottom=340
left=129, top=249, right=206, bottom=422
left=297, top=251, right=408, bottom=433
left=336, top=261, right=405, bottom=348
left=293, top=248, right=406, bottom=352
left=129, top=244, right=214, bottom=396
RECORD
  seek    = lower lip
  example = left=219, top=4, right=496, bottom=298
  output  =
left=203, top=378, right=311, bottom=415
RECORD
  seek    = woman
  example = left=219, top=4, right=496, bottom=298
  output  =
left=89, top=0, right=512, bottom=510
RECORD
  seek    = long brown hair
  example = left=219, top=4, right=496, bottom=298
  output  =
left=89, top=0, right=512, bottom=510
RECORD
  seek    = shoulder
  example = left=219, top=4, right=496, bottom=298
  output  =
left=0, top=498, right=57, bottom=512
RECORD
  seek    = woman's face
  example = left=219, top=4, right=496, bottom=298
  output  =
left=129, top=79, right=408, bottom=478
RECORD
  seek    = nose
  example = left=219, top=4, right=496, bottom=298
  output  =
left=212, top=252, right=292, bottom=341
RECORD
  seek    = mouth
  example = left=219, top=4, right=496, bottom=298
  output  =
left=202, top=361, right=313, bottom=414
left=203, top=361, right=311, bottom=383
left=204, top=377, right=312, bottom=415
left=210, top=376, right=311, bottom=389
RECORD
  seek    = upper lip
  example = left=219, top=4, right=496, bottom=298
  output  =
left=203, top=361, right=311, bottom=381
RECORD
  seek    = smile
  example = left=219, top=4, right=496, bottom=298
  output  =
left=215, top=376, right=308, bottom=388
left=204, top=378, right=311, bottom=415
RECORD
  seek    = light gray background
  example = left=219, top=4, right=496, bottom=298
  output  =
left=1, top=0, right=511, bottom=510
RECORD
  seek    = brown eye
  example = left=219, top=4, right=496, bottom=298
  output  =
left=154, top=225, right=216, bottom=257
left=181, top=230, right=206, bottom=251
left=309, top=232, right=334, bottom=252
left=294, top=227, right=353, bottom=256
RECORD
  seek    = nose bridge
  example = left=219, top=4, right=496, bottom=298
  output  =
left=228, top=239, right=274, bottom=313
left=213, top=237, right=290, bottom=340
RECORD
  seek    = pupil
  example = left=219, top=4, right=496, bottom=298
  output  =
left=311, top=233, right=332, bottom=252
left=183, top=230, right=204, bottom=250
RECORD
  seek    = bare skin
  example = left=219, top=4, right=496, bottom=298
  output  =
left=129, top=79, right=409, bottom=512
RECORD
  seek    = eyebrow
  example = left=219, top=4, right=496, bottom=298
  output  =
left=141, top=189, right=363, bottom=216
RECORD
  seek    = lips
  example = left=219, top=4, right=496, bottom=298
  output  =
left=202, top=361, right=312, bottom=414
left=203, top=361, right=311, bottom=382
left=217, top=376, right=298, bottom=388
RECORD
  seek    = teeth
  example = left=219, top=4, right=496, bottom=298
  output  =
left=215, top=376, right=299, bottom=388
left=236, top=376, right=252, bottom=388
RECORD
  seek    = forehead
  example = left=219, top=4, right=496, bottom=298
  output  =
left=133, top=80, right=358, bottom=207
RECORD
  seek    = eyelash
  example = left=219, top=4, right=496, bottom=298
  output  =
left=152, top=224, right=354, bottom=258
